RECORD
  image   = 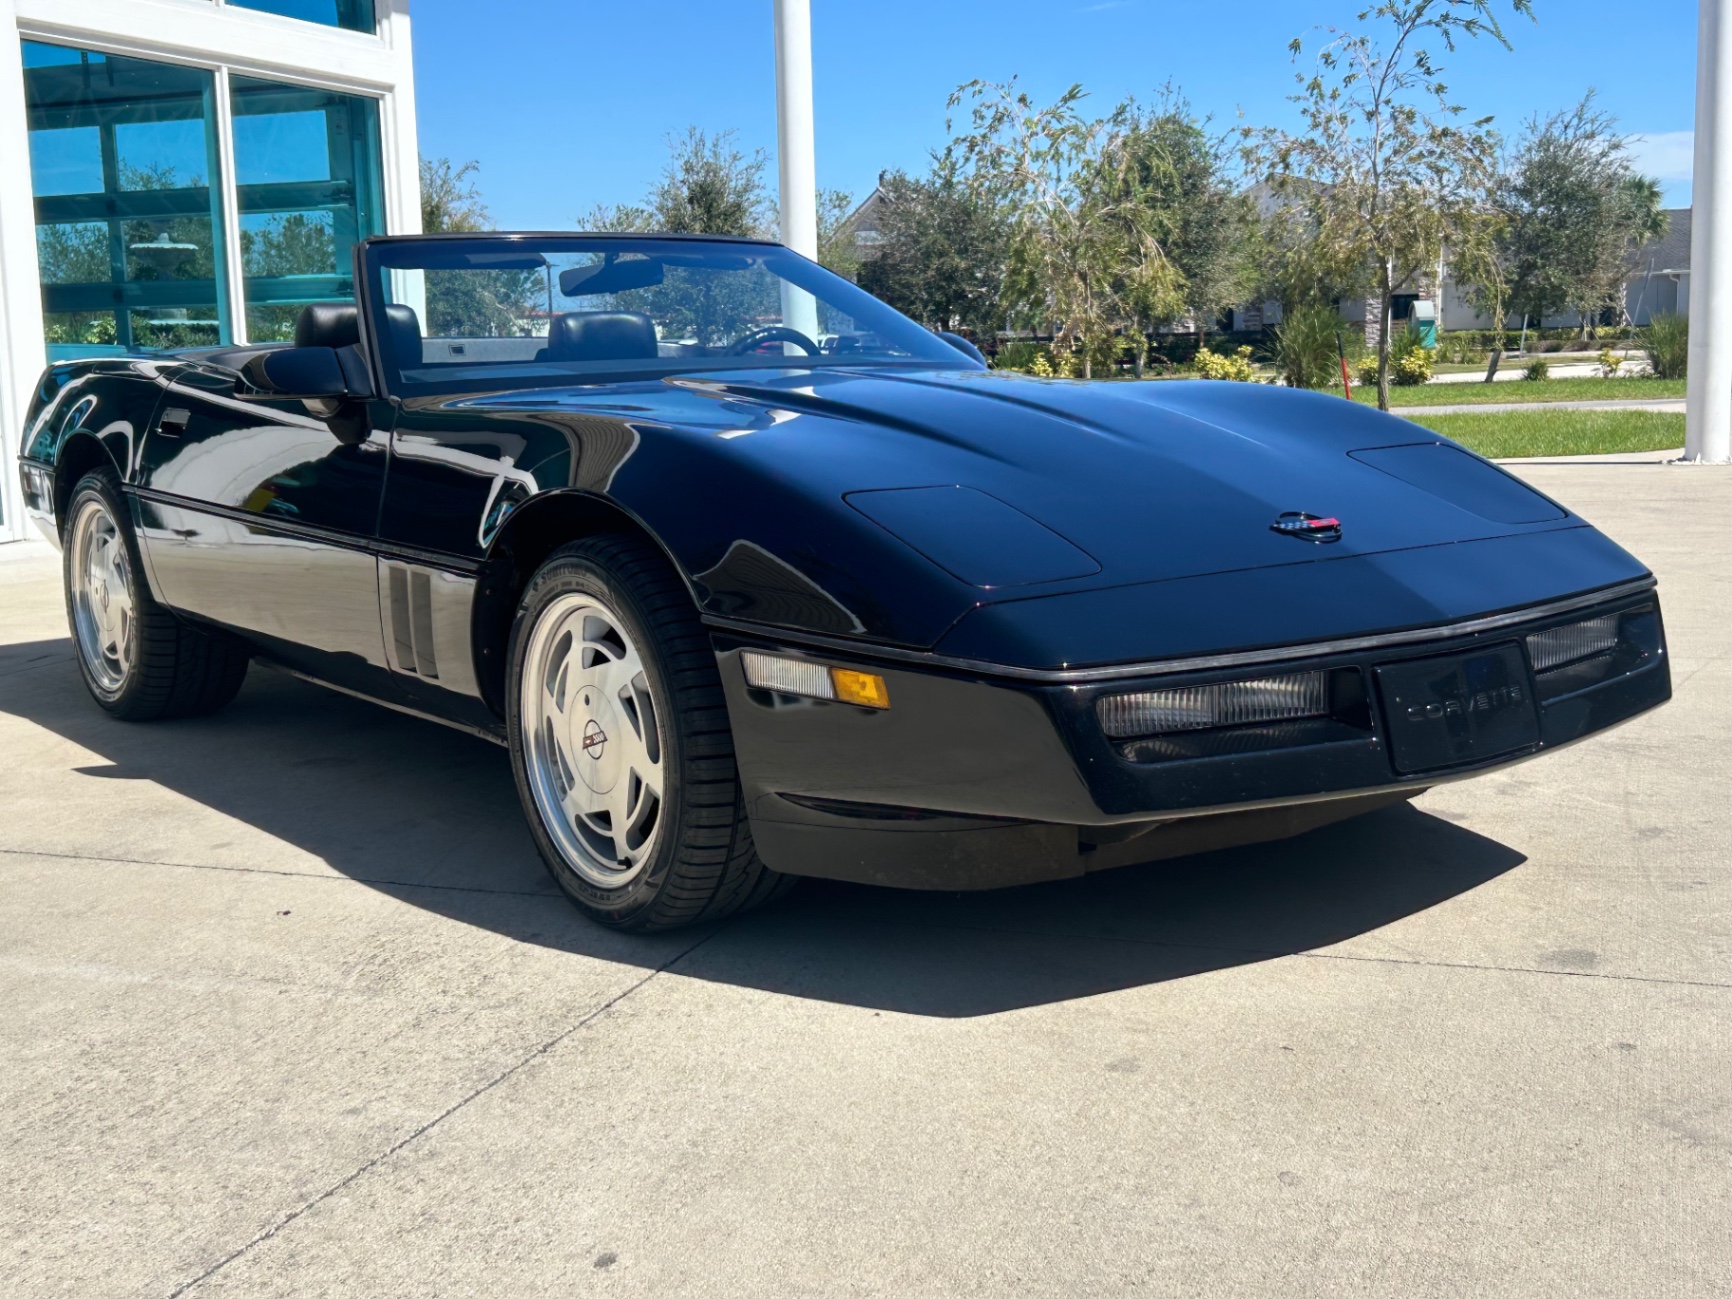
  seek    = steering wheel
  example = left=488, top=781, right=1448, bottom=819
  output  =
left=728, top=325, right=821, bottom=356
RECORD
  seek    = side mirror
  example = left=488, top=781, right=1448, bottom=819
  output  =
left=237, top=345, right=374, bottom=403
left=236, top=344, right=375, bottom=446
left=938, top=332, right=987, bottom=366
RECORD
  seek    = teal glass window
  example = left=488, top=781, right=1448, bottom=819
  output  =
left=23, top=42, right=231, bottom=360
left=229, top=77, right=385, bottom=342
left=226, top=0, right=376, bottom=33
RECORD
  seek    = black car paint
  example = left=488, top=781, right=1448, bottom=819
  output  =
left=18, top=235, right=1671, bottom=889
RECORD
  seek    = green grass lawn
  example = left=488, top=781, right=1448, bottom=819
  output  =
left=1351, top=377, right=1684, bottom=407
left=1405, top=408, right=1684, bottom=459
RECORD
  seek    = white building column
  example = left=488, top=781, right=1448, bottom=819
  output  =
left=0, top=36, right=47, bottom=542
left=772, top=0, right=819, bottom=343
left=773, top=0, right=817, bottom=260
left=1687, top=0, right=1732, bottom=463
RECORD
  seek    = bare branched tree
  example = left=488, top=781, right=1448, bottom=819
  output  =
left=1251, top=1, right=1530, bottom=409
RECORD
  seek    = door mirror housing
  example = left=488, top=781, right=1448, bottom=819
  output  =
left=938, top=332, right=987, bottom=366
left=237, top=344, right=374, bottom=403
left=236, top=344, right=375, bottom=445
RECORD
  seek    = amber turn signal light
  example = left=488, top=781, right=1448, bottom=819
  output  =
left=829, top=668, right=890, bottom=709
left=741, top=652, right=890, bottom=710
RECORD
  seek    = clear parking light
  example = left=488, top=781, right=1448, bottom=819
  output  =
left=741, top=651, right=890, bottom=709
left=1098, top=670, right=1329, bottom=739
left=1526, top=614, right=1620, bottom=674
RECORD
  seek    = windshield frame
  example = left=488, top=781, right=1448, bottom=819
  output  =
left=355, top=232, right=982, bottom=399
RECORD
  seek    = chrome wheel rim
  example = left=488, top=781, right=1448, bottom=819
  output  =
left=68, top=495, right=135, bottom=696
left=521, top=592, right=665, bottom=889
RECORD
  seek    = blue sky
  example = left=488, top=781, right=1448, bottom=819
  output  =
left=410, top=0, right=1699, bottom=231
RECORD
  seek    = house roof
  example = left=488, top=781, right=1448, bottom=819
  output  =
left=1635, top=208, right=1691, bottom=274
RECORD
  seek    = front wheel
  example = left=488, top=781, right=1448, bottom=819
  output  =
left=64, top=468, right=249, bottom=721
left=506, top=534, right=793, bottom=930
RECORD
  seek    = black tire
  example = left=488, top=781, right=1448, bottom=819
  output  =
left=506, top=534, right=794, bottom=931
left=63, top=468, right=250, bottom=722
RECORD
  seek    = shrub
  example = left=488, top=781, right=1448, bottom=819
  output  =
left=1355, top=354, right=1380, bottom=388
left=993, top=340, right=1043, bottom=372
left=1437, top=332, right=1489, bottom=365
left=1194, top=344, right=1256, bottom=382
left=1523, top=359, right=1550, bottom=381
left=1392, top=347, right=1434, bottom=386
left=1274, top=304, right=1345, bottom=389
left=1598, top=347, right=1623, bottom=378
left=1641, top=313, right=1688, bottom=380
left=1028, top=350, right=1055, bottom=378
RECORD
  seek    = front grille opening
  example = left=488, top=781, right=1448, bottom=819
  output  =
left=1528, top=606, right=1661, bottom=702
left=1101, top=667, right=1372, bottom=763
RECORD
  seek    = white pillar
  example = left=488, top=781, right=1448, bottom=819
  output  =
left=772, top=0, right=819, bottom=346
left=773, top=0, right=817, bottom=260
left=0, top=35, right=47, bottom=542
left=1687, top=0, right=1732, bottom=462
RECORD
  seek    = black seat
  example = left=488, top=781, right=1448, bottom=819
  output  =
left=295, top=302, right=360, bottom=350
left=293, top=301, right=422, bottom=369
left=543, top=311, right=658, bottom=364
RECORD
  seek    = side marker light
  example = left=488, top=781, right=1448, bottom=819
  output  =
left=742, top=652, right=890, bottom=710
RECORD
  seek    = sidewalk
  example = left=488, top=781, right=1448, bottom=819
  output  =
left=1400, top=397, right=1685, bottom=417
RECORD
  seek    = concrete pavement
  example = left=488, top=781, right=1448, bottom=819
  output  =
left=1, top=461, right=1728, bottom=1297
left=1399, top=397, right=1685, bottom=416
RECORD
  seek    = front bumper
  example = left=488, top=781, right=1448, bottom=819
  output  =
left=712, top=582, right=1670, bottom=889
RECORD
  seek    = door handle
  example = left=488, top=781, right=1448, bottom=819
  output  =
left=157, top=408, right=191, bottom=437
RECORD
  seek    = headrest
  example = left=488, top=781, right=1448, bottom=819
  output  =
left=295, top=303, right=360, bottom=350
left=294, top=301, right=422, bottom=371
left=384, top=303, right=423, bottom=369
left=545, top=311, right=658, bottom=364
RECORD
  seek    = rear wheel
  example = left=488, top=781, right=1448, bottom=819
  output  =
left=64, top=469, right=249, bottom=721
left=507, top=534, right=793, bottom=930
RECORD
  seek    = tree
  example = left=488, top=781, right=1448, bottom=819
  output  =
left=1253, top=180, right=1372, bottom=318
left=420, top=157, right=494, bottom=233
left=1492, top=96, right=1667, bottom=338
left=1447, top=204, right=1514, bottom=376
left=946, top=81, right=1257, bottom=377
left=950, top=80, right=1151, bottom=376
left=855, top=162, right=1010, bottom=337
left=1251, top=1, right=1529, bottom=410
left=588, top=128, right=773, bottom=238
left=815, top=187, right=862, bottom=279
left=416, top=158, right=533, bottom=337
left=1090, top=97, right=1255, bottom=373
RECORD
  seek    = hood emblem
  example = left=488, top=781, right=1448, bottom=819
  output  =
left=1271, top=512, right=1342, bottom=543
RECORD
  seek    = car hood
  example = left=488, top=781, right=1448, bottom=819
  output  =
left=459, top=365, right=1643, bottom=660
left=659, top=366, right=1584, bottom=592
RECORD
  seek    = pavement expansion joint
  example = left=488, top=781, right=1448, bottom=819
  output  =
left=873, top=914, right=1732, bottom=993
left=0, top=649, right=72, bottom=679
left=160, top=924, right=726, bottom=1298
left=0, top=845, right=561, bottom=899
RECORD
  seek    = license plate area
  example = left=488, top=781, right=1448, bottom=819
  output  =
left=1375, top=643, right=1540, bottom=775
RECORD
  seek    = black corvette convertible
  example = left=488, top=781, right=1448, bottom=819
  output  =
left=18, top=232, right=1670, bottom=929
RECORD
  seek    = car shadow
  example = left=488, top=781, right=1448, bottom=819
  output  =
left=0, top=638, right=1526, bottom=1017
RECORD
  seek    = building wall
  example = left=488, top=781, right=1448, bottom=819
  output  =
left=0, top=0, right=421, bottom=542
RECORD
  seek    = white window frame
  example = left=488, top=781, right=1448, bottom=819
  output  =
left=1, top=0, right=421, bottom=538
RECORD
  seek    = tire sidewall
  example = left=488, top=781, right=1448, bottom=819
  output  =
left=64, top=471, right=145, bottom=711
left=506, top=544, right=686, bottom=926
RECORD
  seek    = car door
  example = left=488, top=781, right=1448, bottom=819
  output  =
left=132, top=359, right=394, bottom=694
left=370, top=400, right=549, bottom=730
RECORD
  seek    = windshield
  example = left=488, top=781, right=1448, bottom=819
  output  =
left=364, top=235, right=971, bottom=393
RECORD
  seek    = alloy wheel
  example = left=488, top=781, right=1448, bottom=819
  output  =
left=520, top=592, right=666, bottom=888
left=68, top=495, right=135, bottom=696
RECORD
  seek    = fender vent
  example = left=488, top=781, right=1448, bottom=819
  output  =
left=386, top=565, right=439, bottom=679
